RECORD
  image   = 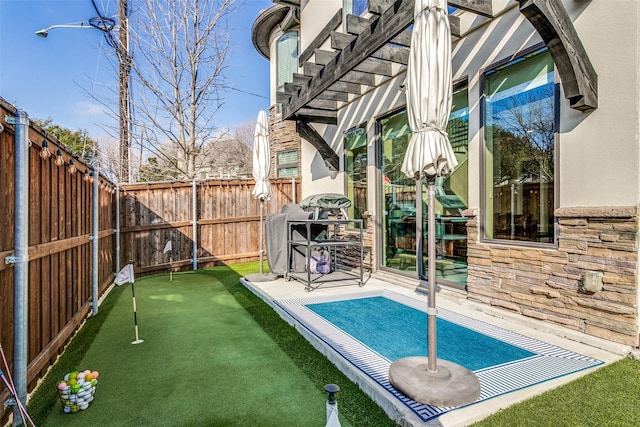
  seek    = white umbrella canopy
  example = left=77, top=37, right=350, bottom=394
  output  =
left=389, top=0, right=480, bottom=408
left=401, top=0, right=457, bottom=180
left=252, top=110, right=272, bottom=201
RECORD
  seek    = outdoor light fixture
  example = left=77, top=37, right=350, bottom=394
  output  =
left=89, top=172, right=95, bottom=184
left=83, top=169, right=91, bottom=181
left=35, top=17, right=115, bottom=38
left=55, top=149, right=64, bottom=166
left=40, top=138, right=52, bottom=160
left=68, top=159, right=77, bottom=174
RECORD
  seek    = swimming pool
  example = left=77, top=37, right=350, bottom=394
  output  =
left=276, top=290, right=603, bottom=423
left=307, top=296, right=536, bottom=371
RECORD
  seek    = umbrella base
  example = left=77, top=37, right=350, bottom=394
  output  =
left=245, top=273, right=279, bottom=283
left=389, top=356, right=480, bottom=407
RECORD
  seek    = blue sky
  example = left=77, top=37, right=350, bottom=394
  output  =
left=0, top=0, right=273, bottom=142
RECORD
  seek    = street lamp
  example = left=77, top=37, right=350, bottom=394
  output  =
left=34, top=13, right=131, bottom=183
left=35, top=17, right=115, bottom=38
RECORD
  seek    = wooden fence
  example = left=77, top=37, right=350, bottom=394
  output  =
left=120, top=178, right=299, bottom=275
left=0, top=99, right=116, bottom=424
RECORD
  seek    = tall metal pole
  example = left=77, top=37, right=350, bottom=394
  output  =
left=119, top=0, right=131, bottom=183
left=259, top=199, right=264, bottom=274
left=192, top=180, right=198, bottom=270
left=426, top=176, right=438, bottom=372
left=12, top=110, right=29, bottom=425
left=91, top=168, right=99, bottom=315
left=115, top=185, right=121, bottom=274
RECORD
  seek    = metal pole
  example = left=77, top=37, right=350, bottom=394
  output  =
left=291, top=177, right=296, bottom=204
left=12, top=110, right=29, bottom=425
left=115, top=185, right=121, bottom=274
left=91, top=168, right=99, bottom=315
left=119, top=0, right=131, bottom=182
left=259, top=199, right=264, bottom=274
left=427, top=176, right=438, bottom=372
left=192, top=180, right=198, bottom=270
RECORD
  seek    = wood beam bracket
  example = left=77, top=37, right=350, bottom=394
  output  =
left=296, top=120, right=340, bottom=171
left=517, top=0, right=597, bottom=111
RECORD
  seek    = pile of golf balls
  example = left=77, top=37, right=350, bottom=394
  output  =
left=57, top=370, right=99, bottom=413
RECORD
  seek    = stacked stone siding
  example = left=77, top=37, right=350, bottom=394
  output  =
left=268, top=106, right=301, bottom=179
left=336, top=218, right=375, bottom=272
left=465, top=206, right=638, bottom=346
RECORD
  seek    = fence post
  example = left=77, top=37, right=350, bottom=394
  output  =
left=9, top=110, right=29, bottom=425
left=91, top=167, right=99, bottom=315
left=115, top=185, right=121, bottom=274
left=291, top=177, right=296, bottom=204
left=192, top=179, right=198, bottom=270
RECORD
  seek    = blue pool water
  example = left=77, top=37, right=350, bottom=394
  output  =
left=307, top=296, right=536, bottom=371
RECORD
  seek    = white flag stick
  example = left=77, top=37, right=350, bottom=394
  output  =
left=130, top=281, right=144, bottom=345
left=114, top=264, right=143, bottom=344
left=164, top=240, right=173, bottom=281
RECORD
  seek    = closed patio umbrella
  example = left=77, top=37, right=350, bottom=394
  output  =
left=388, top=0, right=480, bottom=407
left=246, top=110, right=276, bottom=282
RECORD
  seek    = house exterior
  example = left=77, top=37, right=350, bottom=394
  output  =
left=252, top=0, right=640, bottom=348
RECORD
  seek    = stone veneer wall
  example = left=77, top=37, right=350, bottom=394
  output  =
left=336, top=219, right=375, bottom=272
left=268, top=105, right=301, bottom=180
left=465, top=206, right=638, bottom=346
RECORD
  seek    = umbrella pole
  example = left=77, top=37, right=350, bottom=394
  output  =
left=427, top=176, right=437, bottom=372
left=259, top=198, right=264, bottom=274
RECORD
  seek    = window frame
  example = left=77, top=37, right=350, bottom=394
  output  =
left=276, top=149, right=299, bottom=178
left=276, top=30, right=299, bottom=90
left=344, top=123, right=368, bottom=227
left=479, top=43, right=560, bottom=248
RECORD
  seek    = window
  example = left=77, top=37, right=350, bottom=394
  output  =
left=276, top=31, right=298, bottom=89
left=483, top=49, right=556, bottom=243
left=379, top=110, right=416, bottom=272
left=277, top=149, right=299, bottom=178
left=345, top=125, right=367, bottom=226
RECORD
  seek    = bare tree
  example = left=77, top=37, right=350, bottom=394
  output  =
left=232, top=119, right=256, bottom=149
left=128, top=0, right=237, bottom=179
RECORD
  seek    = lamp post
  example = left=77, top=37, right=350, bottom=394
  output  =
left=35, top=10, right=132, bottom=183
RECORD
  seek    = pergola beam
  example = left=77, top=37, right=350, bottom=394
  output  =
left=283, top=0, right=414, bottom=119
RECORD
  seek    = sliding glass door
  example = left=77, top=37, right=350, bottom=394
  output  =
left=378, top=83, right=469, bottom=286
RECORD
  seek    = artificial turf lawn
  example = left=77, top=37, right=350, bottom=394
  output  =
left=472, top=356, right=640, bottom=427
left=30, top=262, right=394, bottom=426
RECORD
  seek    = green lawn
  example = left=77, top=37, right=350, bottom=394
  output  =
left=27, top=263, right=393, bottom=426
left=26, top=262, right=640, bottom=426
left=472, top=356, right=640, bottom=427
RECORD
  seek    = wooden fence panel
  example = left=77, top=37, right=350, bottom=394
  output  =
left=0, top=100, right=116, bottom=424
left=120, top=178, right=299, bottom=275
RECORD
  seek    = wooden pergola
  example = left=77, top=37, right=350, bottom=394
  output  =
left=254, top=0, right=597, bottom=169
